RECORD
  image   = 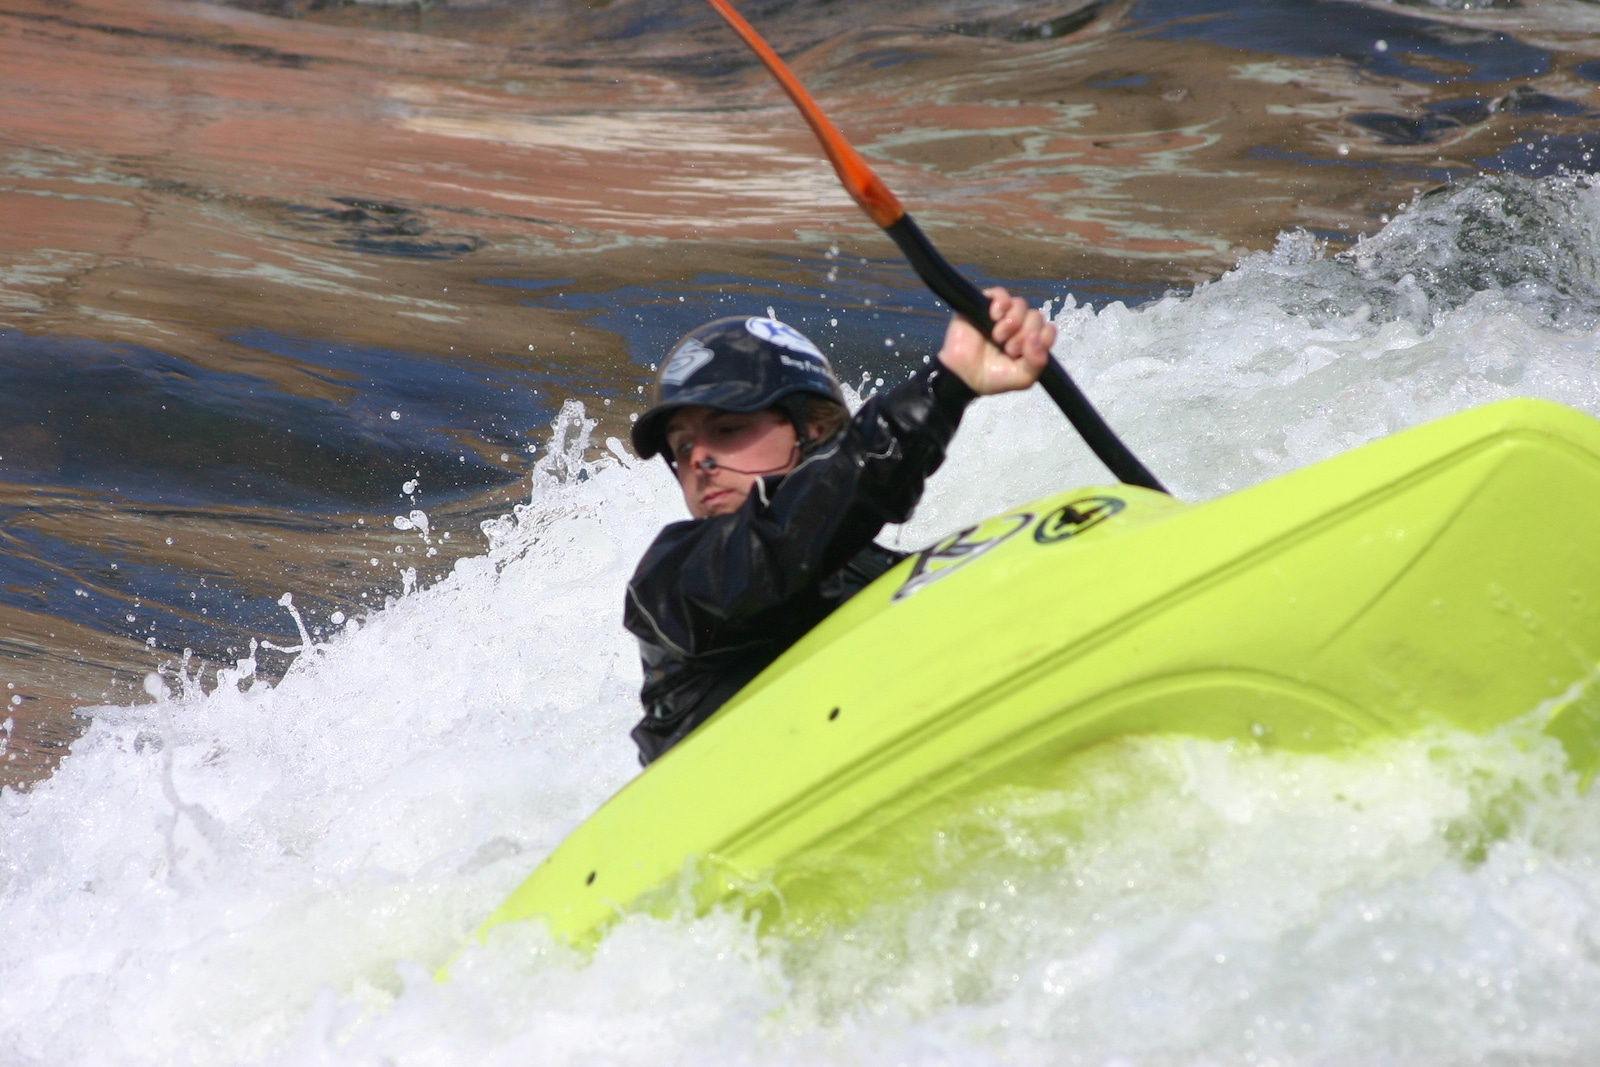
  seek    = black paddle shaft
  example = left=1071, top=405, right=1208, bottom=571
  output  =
left=883, top=214, right=1168, bottom=495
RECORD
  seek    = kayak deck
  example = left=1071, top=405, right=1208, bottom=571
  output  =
left=478, top=399, right=1600, bottom=947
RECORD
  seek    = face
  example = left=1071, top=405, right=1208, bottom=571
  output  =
left=664, top=406, right=800, bottom=519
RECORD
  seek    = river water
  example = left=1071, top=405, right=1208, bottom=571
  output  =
left=5, top=0, right=1600, bottom=1062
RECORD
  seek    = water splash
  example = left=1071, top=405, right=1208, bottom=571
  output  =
left=6, top=175, right=1600, bottom=1065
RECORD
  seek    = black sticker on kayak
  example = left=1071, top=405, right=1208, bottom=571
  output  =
left=892, top=512, right=1034, bottom=601
left=1033, top=496, right=1125, bottom=544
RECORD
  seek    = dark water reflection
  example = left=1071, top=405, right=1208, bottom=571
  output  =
left=0, top=330, right=540, bottom=507
left=1132, top=0, right=1549, bottom=84
left=1482, top=132, right=1600, bottom=177
left=3, top=0, right=1600, bottom=786
left=486, top=255, right=1164, bottom=385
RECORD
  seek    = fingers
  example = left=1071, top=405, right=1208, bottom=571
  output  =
left=983, top=287, right=1055, bottom=365
left=985, top=287, right=1024, bottom=347
left=1019, top=312, right=1056, bottom=365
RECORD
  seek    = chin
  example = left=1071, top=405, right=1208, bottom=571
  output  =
left=699, top=493, right=745, bottom=518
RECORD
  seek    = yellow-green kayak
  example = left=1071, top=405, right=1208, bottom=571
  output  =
left=477, top=398, right=1600, bottom=948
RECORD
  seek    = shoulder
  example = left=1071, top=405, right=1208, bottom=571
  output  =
left=629, top=508, right=764, bottom=585
left=632, top=516, right=707, bottom=574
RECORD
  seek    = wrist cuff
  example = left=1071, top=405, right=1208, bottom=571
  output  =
left=927, top=361, right=978, bottom=416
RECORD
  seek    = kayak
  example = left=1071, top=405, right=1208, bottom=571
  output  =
left=475, top=398, right=1600, bottom=949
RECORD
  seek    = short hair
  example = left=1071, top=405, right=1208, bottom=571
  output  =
left=793, top=395, right=848, bottom=445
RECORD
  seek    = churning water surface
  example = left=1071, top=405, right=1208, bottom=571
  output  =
left=7, top=0, right=1600, bottom=1062
left=7, top=173, right=1600, bottom=1065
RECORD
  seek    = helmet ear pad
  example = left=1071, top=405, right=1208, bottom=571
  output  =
left=632, top=316, right=847, bottom=460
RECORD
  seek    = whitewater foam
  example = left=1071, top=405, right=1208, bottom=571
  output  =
left=5, top=173, right=1600, bottom=1065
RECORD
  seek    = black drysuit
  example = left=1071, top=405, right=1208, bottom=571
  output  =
left=623, top=363, right=976, bottom=764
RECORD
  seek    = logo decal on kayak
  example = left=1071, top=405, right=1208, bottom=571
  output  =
left=892, top=512, right=1034, bottom=601
left=891, top=495, right=1128, bottom=602
left=1034, top=496, right=1125, bottom=543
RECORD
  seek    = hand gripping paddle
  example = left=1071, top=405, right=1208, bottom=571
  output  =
left=702, top=0, right=1167, bottom=494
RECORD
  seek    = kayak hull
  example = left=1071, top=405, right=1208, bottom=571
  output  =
left=479, top=399, right=1600, bottom=947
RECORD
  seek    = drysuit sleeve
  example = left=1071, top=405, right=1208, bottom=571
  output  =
left=623, top=362, right=976, bottom=661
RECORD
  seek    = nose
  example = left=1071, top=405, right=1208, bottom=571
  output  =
left=682, top=437, right=716, bottom=476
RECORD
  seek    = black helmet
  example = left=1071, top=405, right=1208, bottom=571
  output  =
left=631, top=315, right=847, bottom=460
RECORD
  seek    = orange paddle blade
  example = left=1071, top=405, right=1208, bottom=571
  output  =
left=703, top=0, right=905, bottom=229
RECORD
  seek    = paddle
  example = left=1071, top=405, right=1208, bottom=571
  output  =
left=702, top=0, right=1168, bottom=494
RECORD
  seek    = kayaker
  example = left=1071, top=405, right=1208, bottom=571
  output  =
left=624, top=288, right=1055, bottom=764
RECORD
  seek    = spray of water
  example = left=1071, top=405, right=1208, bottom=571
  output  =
left=4, top=174, right=1600, bottom=1065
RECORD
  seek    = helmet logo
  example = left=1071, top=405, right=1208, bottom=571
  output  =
left=745, top=317, right=827, bottom=365
left=660, top=338, right=715, bottom=386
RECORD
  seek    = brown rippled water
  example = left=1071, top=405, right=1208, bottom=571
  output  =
left=3, top=0, right=1600, bottom=787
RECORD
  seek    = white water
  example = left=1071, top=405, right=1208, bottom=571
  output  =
left=6, top=173, right=1600, bottom=1065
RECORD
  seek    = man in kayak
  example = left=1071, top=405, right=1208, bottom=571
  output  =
left=624, top=288, right=1055, bottom=764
